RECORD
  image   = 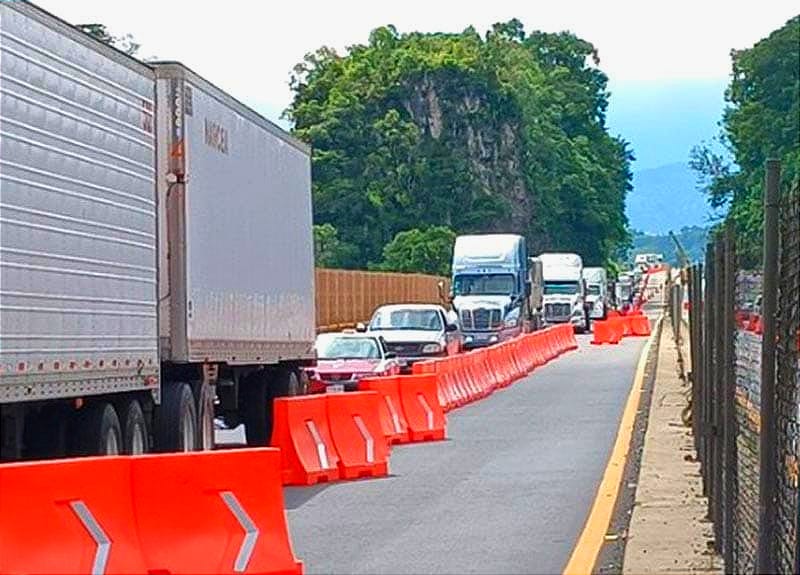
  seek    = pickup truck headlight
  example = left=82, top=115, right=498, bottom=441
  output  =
left=421, top=343, right=443, bottom=354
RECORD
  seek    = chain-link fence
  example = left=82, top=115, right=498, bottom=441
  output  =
left=686, top=162, right=800, bottom=574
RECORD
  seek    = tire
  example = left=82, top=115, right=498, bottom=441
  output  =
left=153, top=382, right=197, bottom=452
left=72, top=402, right=122, bottom=456
left=117, top=398, right=149, bottom=455
left=276, top=369, right=303, bottom=397
left=241, top=372, right=273, bottom=446
left=196, top=383, right=215, bottom=451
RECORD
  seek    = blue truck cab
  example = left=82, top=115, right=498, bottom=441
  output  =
left=450, top=234, right=530, bottom=349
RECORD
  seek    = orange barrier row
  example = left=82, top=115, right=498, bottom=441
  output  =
left=591, top=314, right=652, bottom=344
left=271, top=391, right=389, bottom=486
left=410, top=325, right=578, bottom=413
left=0, top=449, right=303, bottom=575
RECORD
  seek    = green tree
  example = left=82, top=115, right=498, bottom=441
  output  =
left=373, top=227, right=456, bottom=276
left=313, top=224, right=357, bottom=268
left=691, top=15, right=799, bottom=264
left=76, top=23, right=141, bottom=56
left=288, top=21, right=632, bottom=269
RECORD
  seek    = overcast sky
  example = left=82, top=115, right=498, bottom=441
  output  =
left=36, top=1, right=798, bottom=169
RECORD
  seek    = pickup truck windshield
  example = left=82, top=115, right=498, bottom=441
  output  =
left=453, top=274, right=515, bottom=296
left=544, top=281, right=579, bottom=295
left=370, top=309, right=443, bottom=331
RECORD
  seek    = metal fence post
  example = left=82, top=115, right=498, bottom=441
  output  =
left=757, top=159, right=781, bottom=573
left=723, top=224, right=736, bottom=568
left=705, top=243, right=716, bottom=512
left=713, top=235, right=725, bottom=551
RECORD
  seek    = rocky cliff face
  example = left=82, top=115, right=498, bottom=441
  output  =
left=401, top=74, right=534, bottom=238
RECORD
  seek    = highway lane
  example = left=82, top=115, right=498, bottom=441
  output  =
left=284, top=333, right=648, bottom=574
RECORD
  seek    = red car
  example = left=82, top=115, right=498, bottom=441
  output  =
left=306, top=333, right=401, bottom=393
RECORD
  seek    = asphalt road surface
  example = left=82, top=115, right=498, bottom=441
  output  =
left=284, top=333, right=648, bottom=574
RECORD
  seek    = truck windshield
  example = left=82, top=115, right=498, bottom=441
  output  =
left=587, top=284, right=601, bottom=296
left=453, top=274, right=515, bottom=296
left=370, top=309, right=443, bottom=331
left=544, top=281, right=579, bottom=295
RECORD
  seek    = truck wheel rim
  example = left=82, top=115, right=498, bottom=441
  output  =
left=131, top=422, right=145, bottom=455
left=182, top=410, right=196, bottom=452
left=105, top=430, right=120, bottom=455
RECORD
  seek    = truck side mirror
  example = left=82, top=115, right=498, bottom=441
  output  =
left=525, top=281, right=532, bottom=297
left=446, top=322, right=458, bottom=333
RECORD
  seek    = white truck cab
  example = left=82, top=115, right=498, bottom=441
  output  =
left=583, top=267, right=608, bottom=320
left=538, top=253, right=588, bottom=332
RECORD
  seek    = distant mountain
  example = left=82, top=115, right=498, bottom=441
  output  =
left=626, top=162, right=717, bottom=234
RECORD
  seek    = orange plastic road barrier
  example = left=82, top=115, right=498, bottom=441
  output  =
left=0, top=449, right=303, bottom=575
left=271, top=395, right=340, bottom=485
left=397, top=374, right=447, bottom=442
left=0, top=457, right=148, bottom=575
left=326, top=391, right=389, bottom=479
left=630, top=315, right=652, bottom=336
left=591, top=320, right=620, bottom=345
left=359, top=376, right=411, bottom=444
left=132, top=449, right=303, bottom=575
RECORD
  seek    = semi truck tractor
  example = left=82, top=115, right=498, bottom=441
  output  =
left=0, top=2, right=315, bottom=460
left=583, top=267, right=609, bottom=320
left=450, top=234, right=531, bottom=349
left=538, top=252, right=588, bottom=332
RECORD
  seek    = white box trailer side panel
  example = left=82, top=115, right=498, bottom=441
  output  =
left=0, top=3, right=158, bottom=403
left=156, top=65, right=315, bottom=364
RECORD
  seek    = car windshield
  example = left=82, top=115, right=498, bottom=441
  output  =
left=316, top=336, right=381, bottom=360
left=453, top=274, right=515, bottom=296
left=544, top=281, right=579, bottom=295
left=587, top=284, right=601, bottom=296
left=370, top=308, right=443, bottom=331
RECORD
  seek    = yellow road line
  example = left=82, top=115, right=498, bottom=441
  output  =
left=562, top=316, right=662, bottom=575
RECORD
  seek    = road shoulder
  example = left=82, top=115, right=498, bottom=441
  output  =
left=621, top=320, right=722, bottom=573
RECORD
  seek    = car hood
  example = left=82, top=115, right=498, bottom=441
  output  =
left=314, top=359, right=381, bottom=374
left=368, top=329, right=442, bottom=343
left=453, top=295, right=512, bottom=311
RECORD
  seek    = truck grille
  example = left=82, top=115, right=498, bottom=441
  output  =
left=460, top=308, right=502, bottom=331
left=385, top=342, right=423, bottom=356
left=545, top=303, right=571, bottom=321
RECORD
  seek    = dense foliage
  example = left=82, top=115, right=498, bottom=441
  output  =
left=370, top=226, right=456, bottom=276
left=289, top=21, right=632, bottom=272
left=691, top=16, right=799, bottom=263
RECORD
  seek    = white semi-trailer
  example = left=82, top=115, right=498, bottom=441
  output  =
left=0, top=2, right=315, bottom=460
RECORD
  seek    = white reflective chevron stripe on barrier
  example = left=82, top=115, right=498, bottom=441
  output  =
left=69, top=501, right=110, bottom=575
left=417, top=393, right=434, bottom=430
left=219, top=491, right=259, bottom=573
left=305, top=419, right=331, bottom=469
left=384, top=395, right=403, bottom=434
left=352, top=415, right=375, bottom=463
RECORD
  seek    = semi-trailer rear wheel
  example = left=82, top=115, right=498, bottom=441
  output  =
left=72, top=402, right=122, bottom=456
left=117, top=398, right=148, bottom=455
left=154, top=382, right=197, bottom=452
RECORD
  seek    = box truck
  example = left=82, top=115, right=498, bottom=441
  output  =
left=538, top=252, right=588, bottom=332
left=450, top=234, right=531, bottom=348
left=0, top=2, right=315, bottom=459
